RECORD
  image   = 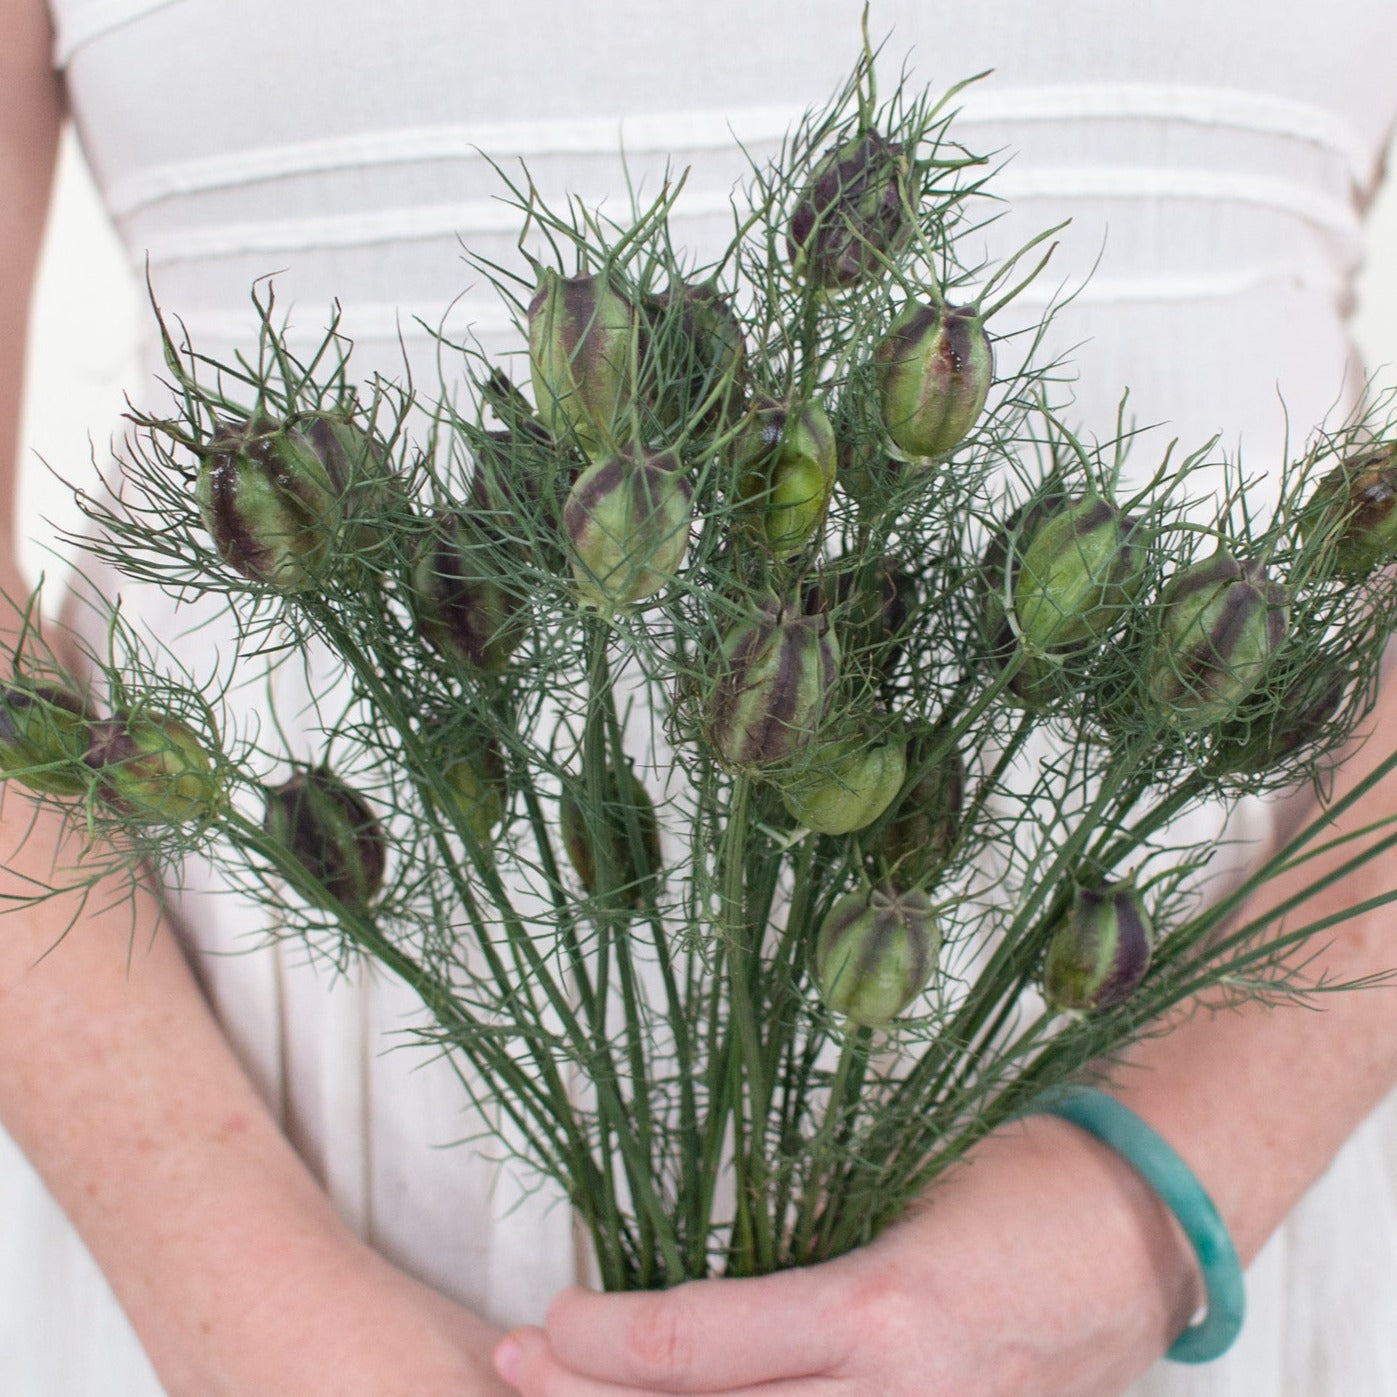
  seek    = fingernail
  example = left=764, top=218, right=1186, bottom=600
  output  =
left=494, top=1337, right=522, bottom=1383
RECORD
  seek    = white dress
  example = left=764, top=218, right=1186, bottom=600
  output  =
left=3, top=1, right=1397, bottom=1391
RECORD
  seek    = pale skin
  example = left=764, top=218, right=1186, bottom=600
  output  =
left=4, top=2, right=1397, bottom=1393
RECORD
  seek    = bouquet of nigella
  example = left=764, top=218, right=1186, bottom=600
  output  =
left=6, top=32, right=1397, bottom=1293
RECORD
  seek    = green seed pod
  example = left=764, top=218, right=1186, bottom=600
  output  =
left=410, top=513, right=529, bottom=672
left=1043, top=881, right=1153, bottom=1013
left=0, top=679, right=92, bottom=796
left=781, top=730, right=908, bottom=835
left=641, top=280, right=746, bottom=433
left=815, top=884, right=940, bottom=1027
left=1304, top=443, right=1397, bottom=575
left=874, top=302, right=993, bottom=459
left=559, top=764, right=662, bottom=908
left=437, top=737, right=509, bottom=844
left=563, top=448, right=693, bottom=606
left=263, top=768, right=387, bottom=911
left=705, top=596, right=841, bottom=770
left=294, top=410, right=404, bottom=556
left=528, top=269, right=637, bottom=457
left=868, top=734, right=966, bottom=885
left=195, top=415, right=340, bottom=591
left=788, top=130, right=913, bottom=289
left=86, top=712, right=225, bottom=824
left=734, top=399, right=837, bottom=559
left=1013, top=496, right=1148, bottom=651
left=1148, top=550, right=1288, bottom=730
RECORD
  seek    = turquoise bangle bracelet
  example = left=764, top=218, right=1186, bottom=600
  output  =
left=1026, top=1085, right=1245, bottom=1364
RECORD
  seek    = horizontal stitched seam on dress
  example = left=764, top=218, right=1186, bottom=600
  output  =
left=129, top=166, right=1360, bottom=267
left=49, top=0, right=181, bottom=66
left=166, top=264, right=1347, bottom=346
left=102, top=85, right=1366, bottom=219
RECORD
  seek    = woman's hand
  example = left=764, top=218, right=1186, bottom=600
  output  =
left=494, top=1114, right=1198, bottom=1396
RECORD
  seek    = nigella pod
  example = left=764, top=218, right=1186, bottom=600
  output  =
left=409, top=513, right=529, bottom=672
left=263, top=768, right=388, bottom=911
left=1042, top=881, right=1153, bottom=1013
left=86, top=711, right=226, bottom=824
left=1013, top=496, right=1148, bottom=651
left=1210, top=665, right=1347, bottom=777
left=0, top=679, right=92, bottom=796
left=828, top=556, right=917, bottom=680
left=294, top=410, right=404, bottom=556
left=704, top=595, right=840, bottom=770
left=194, top=415, right=341, bottom=591
left=435, top=733, right=510, bottom=845
left=867, top=731, right=966, bottom=886
left=733, top=399, right=838, bottom=559
left=641, top=280, right=746, bottom=433
left=563, top=447, right=694, bottom=607
left=874, top=302, right=994, bottom=459
left=780, top=729, right=908, bottom=836
left=1148, top=550, right=1289, bottom=730
left=1304, top=443, right=1397, bottom=576
left=559, top=764, right=663, bottom=909
left=814, top=884, right=940, bottom=1028
left=788, top=129, right=913, bottom=289
left=528, top=268, right=637, bottom=457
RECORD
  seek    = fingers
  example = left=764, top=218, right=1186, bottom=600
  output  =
left=495, top=1323, right=842, bottom=1397
left=497, top=1270, right=854, bottom=1394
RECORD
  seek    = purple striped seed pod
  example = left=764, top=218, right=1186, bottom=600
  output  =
left=788, top=130, right=913, bottom=290
left=1042, top=881, right=1153, bottom=1013
left=640, top=280, right=747, bottom=434
left=195, top=416, right=340, bottom=591
left=263, top=768, right=387, bottom=912
left=815, top=884, right=940, bottom=1028
left=874, top=302, right=994, bottom=460
left=705, top=596, right=840, bottom=770
left=0, top=680, right=92, bottom=797
left=409, top=513, right=529, bottom=673
left=559, top=765, right=663, bottom=910
left=528, top=269, right=637, bottom=458
left=1013, top=495, right=1148, bottom=651
left=86, top=712, right=225, bottom=824
left=868, top=734, right=966, bottom=885
left=564, top=448, right=693, bottom=607
left=733, top=399, right=838, bottom=560
left=1148, top=550, right=1288, bottom=731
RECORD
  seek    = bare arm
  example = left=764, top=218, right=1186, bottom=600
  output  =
left=0, top=3, right=508, bottom=1391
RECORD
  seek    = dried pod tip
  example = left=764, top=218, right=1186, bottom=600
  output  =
left=263, top=768, right=387, bottom=911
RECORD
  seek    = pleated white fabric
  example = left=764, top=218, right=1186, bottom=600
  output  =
left=4, top=1, right=1397, bottom=1391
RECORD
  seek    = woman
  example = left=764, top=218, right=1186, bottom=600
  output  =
left=3, top=1, right=1397, bottom=1392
